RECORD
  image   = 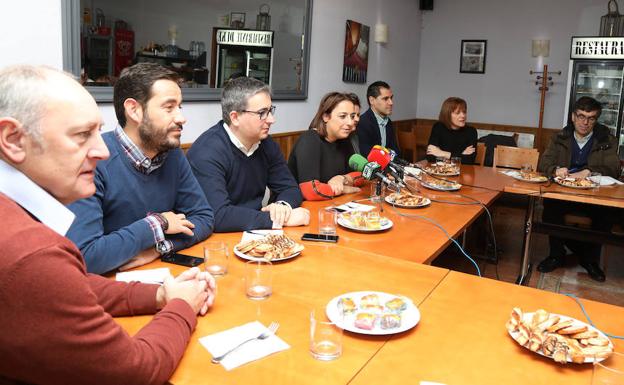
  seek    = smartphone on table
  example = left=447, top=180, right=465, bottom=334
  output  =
left=161, top=252, right=204, bottom=267
left=301, top=233, right=339, bottom=243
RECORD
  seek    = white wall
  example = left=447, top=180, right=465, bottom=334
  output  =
left=416, top=0, right=605, bottom=129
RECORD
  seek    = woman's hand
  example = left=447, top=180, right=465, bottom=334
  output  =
left=327, top=175, right=345, bottom=196
left=426, top=145, right=450, bottom=159
left=462, top=145, right=475, bottom=155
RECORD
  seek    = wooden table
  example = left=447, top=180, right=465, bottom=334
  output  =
left=117, top=237, right=449, bottom=385
left=350, top=271, right=624, bottom=385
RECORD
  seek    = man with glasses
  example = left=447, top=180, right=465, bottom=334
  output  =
left=187, top=77, right=309, bottom=232
left=537, top=96, right=620, bottom=281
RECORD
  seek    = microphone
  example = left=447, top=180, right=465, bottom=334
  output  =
left=367, top=148, right=405, bottom=186
left=349, top=154, right=400, bottom=190
left=372, top=145, right=411, bottom=167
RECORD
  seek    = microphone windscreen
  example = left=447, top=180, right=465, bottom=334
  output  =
left=348, top=153, right=368, bottom=172
left=367, top=148, right=391, bottom=169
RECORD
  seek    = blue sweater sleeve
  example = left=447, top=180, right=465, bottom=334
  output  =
left=66, top=168, right=156, bottom=274
left=188, top=143, right=274, bottom=232
left=166, top=156, right=214, bottom=250
left=264, top=139, right=303, bottom=207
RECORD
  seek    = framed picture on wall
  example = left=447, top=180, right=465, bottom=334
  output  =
left=460, top=40, right=487, bottom=74
left=343, top=20, right=370, bottom=83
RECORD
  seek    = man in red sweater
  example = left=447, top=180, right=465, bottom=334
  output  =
left=0, top=65, right=216, bottom=384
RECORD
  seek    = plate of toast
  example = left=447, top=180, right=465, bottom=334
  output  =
left=554, top=177, right=599, bottom=189
left=420, top=178, right=462, bottom=191
left=512, top=171, right=548, bottom=183
left=385, top=191, right=431, bottom=208
left=423, top=164, right=460, bottom=177
left=234, top=234, right=304, bottom=262
left=337, top=212, right=393, bottom=232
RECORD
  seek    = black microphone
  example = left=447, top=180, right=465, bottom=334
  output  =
left=362, top=161, right=401, bottom=190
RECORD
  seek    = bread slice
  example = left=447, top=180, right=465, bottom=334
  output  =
left=558, top=324, right=588, bottom=335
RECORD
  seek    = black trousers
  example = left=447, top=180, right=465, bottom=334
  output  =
left=542, top=199, right=614, bottom=265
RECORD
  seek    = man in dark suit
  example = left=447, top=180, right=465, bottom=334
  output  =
left=357, top=81, right=400, bottom=156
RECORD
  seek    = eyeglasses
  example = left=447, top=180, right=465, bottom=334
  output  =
left=574, top=112, right=598, bottom=124
left=241, top=105, right=276, bottom=120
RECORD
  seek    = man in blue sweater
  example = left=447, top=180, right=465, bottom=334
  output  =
left=67, top=63, right=214, bottom=274
left=187, top=77, right=309, bottom=232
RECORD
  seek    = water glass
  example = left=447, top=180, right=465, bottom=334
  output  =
left=370, top=182, right=384, bottom=202
left=204, top=241, right=228, bottom=276
left=310, top=309, right=343, bottom=361
left=451, top=156, right=462, bottom=172
left=318, top=208, right=337, bottom=235
left=245, top=260, right=273, bottom=300
left=592, top=351, right=624, bottom=385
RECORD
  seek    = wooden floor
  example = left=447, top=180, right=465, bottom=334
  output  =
left=431, top=194, right=624, bottom=307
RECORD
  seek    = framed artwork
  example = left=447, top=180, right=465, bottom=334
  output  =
left=343, top=20, right=369, bottom=83
left=230, top=12, right=246, bottom=29
left=460, top=40, right=487, bottom=74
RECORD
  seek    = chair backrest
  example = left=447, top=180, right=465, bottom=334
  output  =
left=492, top=145, right=539, bottom=170
left=397, top=128, right=418, bottom=163
left=474, top=142, right=486, bottom=166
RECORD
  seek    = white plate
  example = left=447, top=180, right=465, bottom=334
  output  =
left=326, top=291, right=420, bottom=335
left=384, top=194, right=431, bottom=208
left=337, top=215, right=393, bottom=232
left=554, top=177, right=599, bottom=189
left=508, top=312, right=613, bottom=363
left=420, top=180, right=462, bottom=191
left=233, top=240, right=302, bottom=262
left=424, top=167, right=460, bottom=177
left=511, top=174, right=548, bottom=183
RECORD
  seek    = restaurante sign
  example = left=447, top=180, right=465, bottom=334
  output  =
left=571, top=37, right=624, bottom=59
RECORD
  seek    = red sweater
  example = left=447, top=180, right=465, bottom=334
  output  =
left=0, top=194, right=197, bottom=385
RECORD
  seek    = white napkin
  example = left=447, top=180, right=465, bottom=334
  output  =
left=500, top=170, right=520, bottom=177
left=115, top=267, right=170, bottom=284
left=589, top=175, right=624, bottom=186
left=199, top=321, right=290, bottom=370
left=404, top=166, right=422, bottom=177
left=241, top=229, right=283, bottom=243
left=333, top=201, right=376, bottom=212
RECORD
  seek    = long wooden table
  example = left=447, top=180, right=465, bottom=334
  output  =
left=114, top=165, right=624, bottom=384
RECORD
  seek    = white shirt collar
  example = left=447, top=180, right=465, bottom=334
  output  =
left=0, top=160, right=75, bottom=236
left=223, top=122, right=260, bottom=157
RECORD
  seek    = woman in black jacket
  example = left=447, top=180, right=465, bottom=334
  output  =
left=426, top=97, right=478, bottom=164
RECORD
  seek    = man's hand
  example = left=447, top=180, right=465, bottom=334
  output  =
left=118, top=247, right=160, bottom=271
left=284, top=207, right=310, bottom=227
left=261, top=203, right=292, bottom=228
left=570, top=169, right=591, bottom=179
left=342, top=185, right=361, bottom=194
left=156, top=267, right=217, bottom=314
left=156, top=269, right=212, bottom=315
left=327, top=175, right=345, bottom=196
left=555, top=167, right=569, bottom=178
left=426, top=145, right=450, bottom=159
left=161, top=211, right=195, bottom=236
left=462, top=145, right=475, bottom=155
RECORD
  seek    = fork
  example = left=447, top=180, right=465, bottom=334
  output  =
left=211, top=322, right=279, bottom=364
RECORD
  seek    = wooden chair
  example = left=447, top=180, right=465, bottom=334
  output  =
left=397, top=128, right=418, bottom=163
left=181, top=143, right=192, bottom=155
left=492, top=145, right=539, bottom=170
left=474, top=142, right=485, bottom=166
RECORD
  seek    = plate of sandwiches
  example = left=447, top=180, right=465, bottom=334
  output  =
left=326, top=291, right=420, bottom=335
left=512, top=170, right=548, bottom=183
left=506, top=307, right=613, bottom=364
left=234, top=234, right=304, bottom=262
left=420, top=177, right=462, bottom=191
left=385, top=191, right=431, bottom=208
left=554, top=176, right=599, bottom=189
left=338, top=211, right=393, bottom=232
left=423, top=163, right=460, bottom=177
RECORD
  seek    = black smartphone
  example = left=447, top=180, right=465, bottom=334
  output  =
left=301, top=233, right=339, bottom=243
left=161, top=252, right=204, bottom=267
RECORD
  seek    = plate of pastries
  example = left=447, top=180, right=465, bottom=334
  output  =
left=385, top=191, right=431, bottom=208
left=513, top=170, right=548, bottom=183
left=554, top=176, right=599, bottom=189
left=506, top=307, right=613, bottom=364
left=326, top=291, right=420, bottom=335
left=234, top=234, right=304, bottom=262
left=424, top=163, right=460, bottom=176
left=338, top=211, right=393, bottom=232
left=420, top=176, right=462, bottom=191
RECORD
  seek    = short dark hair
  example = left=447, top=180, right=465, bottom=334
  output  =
left=309, top=92, right=354, bottom=138
left=113, top=63, right=179, bottom=127
left=366, top=81, right=390, bottom=105
left=438, top=97, right=467, bottom=129
left=347, top=92, right=360, bottom=108
left=573, top=96, right=602, bottom=118
left=221, top=77, right=270, bottom=124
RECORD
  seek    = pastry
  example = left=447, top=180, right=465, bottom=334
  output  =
left=380, top=314, right=401, bottom=329
left=337, top=297, right=356, bottom=315
left=354, top=313, right=376, bottom=330
left=385, top=297, right=407, bottom=313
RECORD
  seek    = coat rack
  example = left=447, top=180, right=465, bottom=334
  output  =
left=530, top=64, right=561, bottom=149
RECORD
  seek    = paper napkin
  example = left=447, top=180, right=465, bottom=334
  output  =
left=241, top=229, right=284, bottom=243
left=115, top=267, right=170, bottom=284
left=589, top=175, right=624, bottom=186
left=199, top=321, right=290, bottom=370
left=333, top=201, right=376, bottom=212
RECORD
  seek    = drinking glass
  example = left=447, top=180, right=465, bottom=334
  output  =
left=318, top=208, right=337, bottom=235
left=245, top=260, right=273, bottom=300
left=204, top=241, right=228, bottom=276
left=310, top=308, right=343, bottom=361
left=451, top=156, right=462, bottom=173
left=370, top=182, right=384, bottom=202
left=592, top=351, right=624, bottom=385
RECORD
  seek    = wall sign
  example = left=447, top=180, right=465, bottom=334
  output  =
left=570, top=36, right=624, bottom=60
left=216, top=29, right=273, bottom=47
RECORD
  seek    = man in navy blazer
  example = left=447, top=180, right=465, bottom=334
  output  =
left=357, top=81, right=400, bottom=156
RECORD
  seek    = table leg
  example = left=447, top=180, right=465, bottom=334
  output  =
left=516, top=195, right=535, bottom=285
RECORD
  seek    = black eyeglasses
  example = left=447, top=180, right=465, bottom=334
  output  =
left=574, top=112, right=598, bottom=124
left=241, top=105, right=276, bottom=120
